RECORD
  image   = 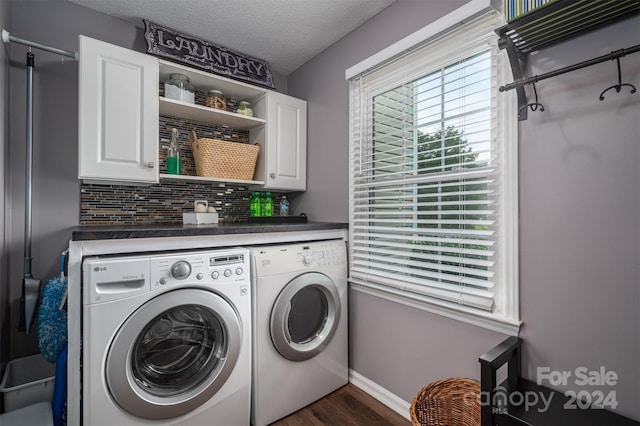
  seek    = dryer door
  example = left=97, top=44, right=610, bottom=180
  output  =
left=270, top=272, right=341, bottom=361
left=106, top=288, right=242, bottom=420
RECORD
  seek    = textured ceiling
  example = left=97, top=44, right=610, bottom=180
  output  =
left=66, top=0, right=397, bottom=75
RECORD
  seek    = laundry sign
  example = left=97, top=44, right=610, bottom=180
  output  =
left=143, top=20, right=275, bottom=90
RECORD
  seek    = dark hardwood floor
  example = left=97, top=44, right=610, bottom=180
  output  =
left=270, top=383, right=411, bottom=426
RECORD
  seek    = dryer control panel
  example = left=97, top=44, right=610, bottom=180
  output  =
left=150, top=249, right=250, bottom=290
left=252, top=240, right=346, bottom=276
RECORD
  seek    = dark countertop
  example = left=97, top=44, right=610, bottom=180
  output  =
left=72, top=221, right=348, bottom=241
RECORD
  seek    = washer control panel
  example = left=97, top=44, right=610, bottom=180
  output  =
left=150, top=249, right=249, bottom=290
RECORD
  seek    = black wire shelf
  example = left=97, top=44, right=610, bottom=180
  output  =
left=495, top=0, right=640, bottom=120
left=497, top=0, right=640, bottom=56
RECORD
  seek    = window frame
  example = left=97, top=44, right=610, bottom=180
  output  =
left=347, top=4, right=520, bottom=335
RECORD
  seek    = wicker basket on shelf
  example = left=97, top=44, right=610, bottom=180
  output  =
left=410, top=378, right=481, bottom=426
left=189, top=130, right=260, bottom=180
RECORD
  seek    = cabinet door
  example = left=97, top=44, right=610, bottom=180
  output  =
left=78, top=36, right=159, bottom=184
left=265, top=92, right=306, bottom=191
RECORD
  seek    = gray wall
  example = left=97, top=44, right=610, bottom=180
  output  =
left=288, top=0, right=640, bottom=421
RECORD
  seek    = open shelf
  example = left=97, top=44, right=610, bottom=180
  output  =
left=159, top=97, right=265, bottom=130
left=159, top=59, right=267, bottom=104
left=158, top=59, right=268, bottom=186
left=160, top=173, right=265, bottom=186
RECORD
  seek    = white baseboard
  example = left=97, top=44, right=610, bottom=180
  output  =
left=348, top=369, right=411, bottom=421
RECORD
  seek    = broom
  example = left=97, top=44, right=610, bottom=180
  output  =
left=18, top=51, right=42, bottom=334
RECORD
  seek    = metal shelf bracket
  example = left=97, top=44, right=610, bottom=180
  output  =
left=499, top=37, right=529, bottom=121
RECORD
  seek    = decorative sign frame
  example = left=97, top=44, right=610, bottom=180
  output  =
left=144, top=20, right=275, bottom=90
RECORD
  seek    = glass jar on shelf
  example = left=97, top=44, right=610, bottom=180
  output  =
left=235, top=101, right=254, bottom=117
left=164, top=73, right=195, bottom=104
left=205, top=89, right=227, bottom=110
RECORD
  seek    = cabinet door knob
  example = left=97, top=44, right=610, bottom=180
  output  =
left=147, top=161, right=155, bottom=168
left=270, top=172, right=276, bottom=178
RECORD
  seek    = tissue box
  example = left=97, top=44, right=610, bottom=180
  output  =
left=182, top=212, right=219, bottom=225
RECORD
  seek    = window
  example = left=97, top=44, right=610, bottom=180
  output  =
left=347, top=10, right=519, bottom=334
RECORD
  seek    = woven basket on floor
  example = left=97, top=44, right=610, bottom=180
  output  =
left=410, top=378, right=481, bottom=426
left=189, top=130, right=260, bottom=180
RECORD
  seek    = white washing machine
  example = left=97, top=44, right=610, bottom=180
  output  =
left=251, top=240, right=348, bottom=426
left=82, top=248, right=251, bottom=425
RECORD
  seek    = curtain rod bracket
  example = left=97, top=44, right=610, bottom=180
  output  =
left=610, top=48, right=626, bottom=60
left=1, top=29, right=78, bottom=60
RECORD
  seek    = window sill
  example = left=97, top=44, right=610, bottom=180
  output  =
left=349, top=280, right=522, bottom=336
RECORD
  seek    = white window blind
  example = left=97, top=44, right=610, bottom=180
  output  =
left=349, top=11, right=518, bottom=323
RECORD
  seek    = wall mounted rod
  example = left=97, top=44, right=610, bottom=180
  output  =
left=1, top=29, right=77, bottom=60
left=500, top=43, right=640, bottom=92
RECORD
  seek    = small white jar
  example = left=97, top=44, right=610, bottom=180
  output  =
left=164, top=73, right=195, bottom=104
left=235, top=101, right=254, bottom=117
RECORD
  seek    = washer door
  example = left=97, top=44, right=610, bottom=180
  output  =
left=106, top=288, right=241, bottom=420
left=270, top=272, right=341, bottom=362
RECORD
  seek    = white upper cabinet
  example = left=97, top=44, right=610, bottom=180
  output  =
left=263, top=92, right=307, bottom=191
left=78, top=36, right=307, bottom=191
left=78, top=36, right=159, bottom=184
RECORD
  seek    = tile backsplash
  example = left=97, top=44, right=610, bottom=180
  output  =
left=80, top=180, right=285, bottom=225
left=80, top=112, right=284, bottom=225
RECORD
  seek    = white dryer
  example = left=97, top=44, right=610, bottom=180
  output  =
left=251, top=240, right=348, bottom=426
left=82, top=248, right=251, bottom=425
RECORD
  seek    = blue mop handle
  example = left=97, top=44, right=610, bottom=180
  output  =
left=60, top=250, right=67, bottom=280
left=58, top=250, right=69, bottom=310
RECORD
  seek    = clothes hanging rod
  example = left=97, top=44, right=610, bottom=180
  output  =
left=1, top=29, right=77, bottom=60
left=500, top=43, right=640, bottom=92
